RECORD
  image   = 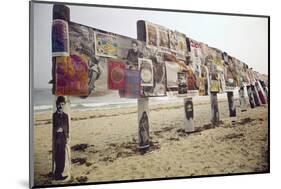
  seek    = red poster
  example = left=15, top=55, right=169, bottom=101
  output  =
left=108, top=60, right=125, bottom=89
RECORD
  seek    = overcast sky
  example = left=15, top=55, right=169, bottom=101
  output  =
left=32, top=2, right=268, bottom=89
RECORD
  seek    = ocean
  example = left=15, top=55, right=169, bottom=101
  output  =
left=32, top=88, right=234, bottom=113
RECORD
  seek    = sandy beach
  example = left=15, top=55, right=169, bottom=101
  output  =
left=33, top=98, right=268, bottom=186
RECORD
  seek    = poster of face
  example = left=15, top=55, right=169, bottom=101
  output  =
left=239, top=86, right=247, bottom=112
left=165, top=61, right=181, bottom=90
left=52, top=19, right=69, bottom=57
left=140, top=58, right=167, bottom=97
left=55, top=55, right=89, bottom=96
left=227, top=92, right=236, bottom=117
left=146, top=22, right=158, bottom=47
left=95, top=31, right=118, bottom=58
left=211, top=93, right=220, bottom=125
left=177, top=72, right=188, bottom=95
left=107, top=60, right=125, bottom=90
left=139, top=58, right=154, bottom=86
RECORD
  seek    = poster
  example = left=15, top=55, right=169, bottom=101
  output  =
left=55, top=55, right=88, bottom=96
left=69, top=22, right=102, bottom=96
left=95, top=32, right=118, bottom=58
left=183, top=97, right=194, bottom=132
left=139, top=58, right=154, bottom=86
left=223, top=54, right=237, bottom=91
left=170, top=31, right=188, bottom=60
left=107, top=60, right=125, bottom=89
left=158, top=25, right=170, bottom=53
left=145, top=22, right=158, bottom=47
left=165, top=61, right=181, bottom=91
left=140, top=59, right=167, bottom=97
left=199, top=65, right=209, bottom=96
left=119, top=69, right=140, bottom=98
left=52, top=19, right=69, bottom=57
left=138, top=98, right=150, bottom=149
left=177, top=72, right=188, bottom=95
left=126, top=40, right=144, bottom=70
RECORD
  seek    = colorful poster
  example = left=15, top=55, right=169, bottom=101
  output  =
left=223, top=54, right=237, bottom=91
left=107, top=60, right=125, bottom=89
left=119, top=69, right=140, bottom=98
left=141, top=59, right=167, bottom=97
left=55, top=55, right=88, bottom=96
left=139, top=58, right=154, bottom=86
left=69, top=22, right=102, bottom=96
left=52, top=19, right=69, bottom=57
left=95, top=32, right=118, bottom=58
left=199, top=65, right=209, bottom=96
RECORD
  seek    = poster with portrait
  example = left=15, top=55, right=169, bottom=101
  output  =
left=139, top=58, right=154, bottom=86
left=223, top=53, right=236, bottom=91
left=145, top=21, right=158, bottom=48
left=140, top=59, right=167, bottom=97
left=183, top=97, right=195, bottom=132
left=178, top=72, right=188, bottom=95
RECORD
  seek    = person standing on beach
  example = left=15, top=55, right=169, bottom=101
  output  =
left=52, top=96, right=69, bottom=180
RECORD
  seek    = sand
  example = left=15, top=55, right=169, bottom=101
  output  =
left=32, top=99, right=268, bottom=186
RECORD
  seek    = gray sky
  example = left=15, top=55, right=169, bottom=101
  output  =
left=32, top=2, right=268, bottom=89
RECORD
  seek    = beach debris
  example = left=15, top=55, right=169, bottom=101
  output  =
left=71, top=144, right=89, bottom=152
left=71, top=157, right=87, bottom=165
left=221, top=133, right=244, bottom=141
left=239, top=117, right=255, bottom=125
left=76, top=176, right=88, bottom=183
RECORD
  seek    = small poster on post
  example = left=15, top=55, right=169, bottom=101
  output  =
left=138, top=58, right=154, bottom=86
left=95, top=31, right=118, bottom=58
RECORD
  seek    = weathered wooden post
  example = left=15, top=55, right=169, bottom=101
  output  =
left=137, top=20, right=150, bottom=151
left=210, top=92, right=220, bottom=125
left=239, top=86, right=247, bottom=112
left=51, top=4, right=71, bottom=180
left=227, top=91, right=236, bottom=117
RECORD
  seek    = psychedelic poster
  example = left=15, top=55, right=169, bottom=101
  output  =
left=55, top=55, right=88, bottom=96
left=95, top=32, right=118, bottom=58
left=107, top=60, right=125, bottom=90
